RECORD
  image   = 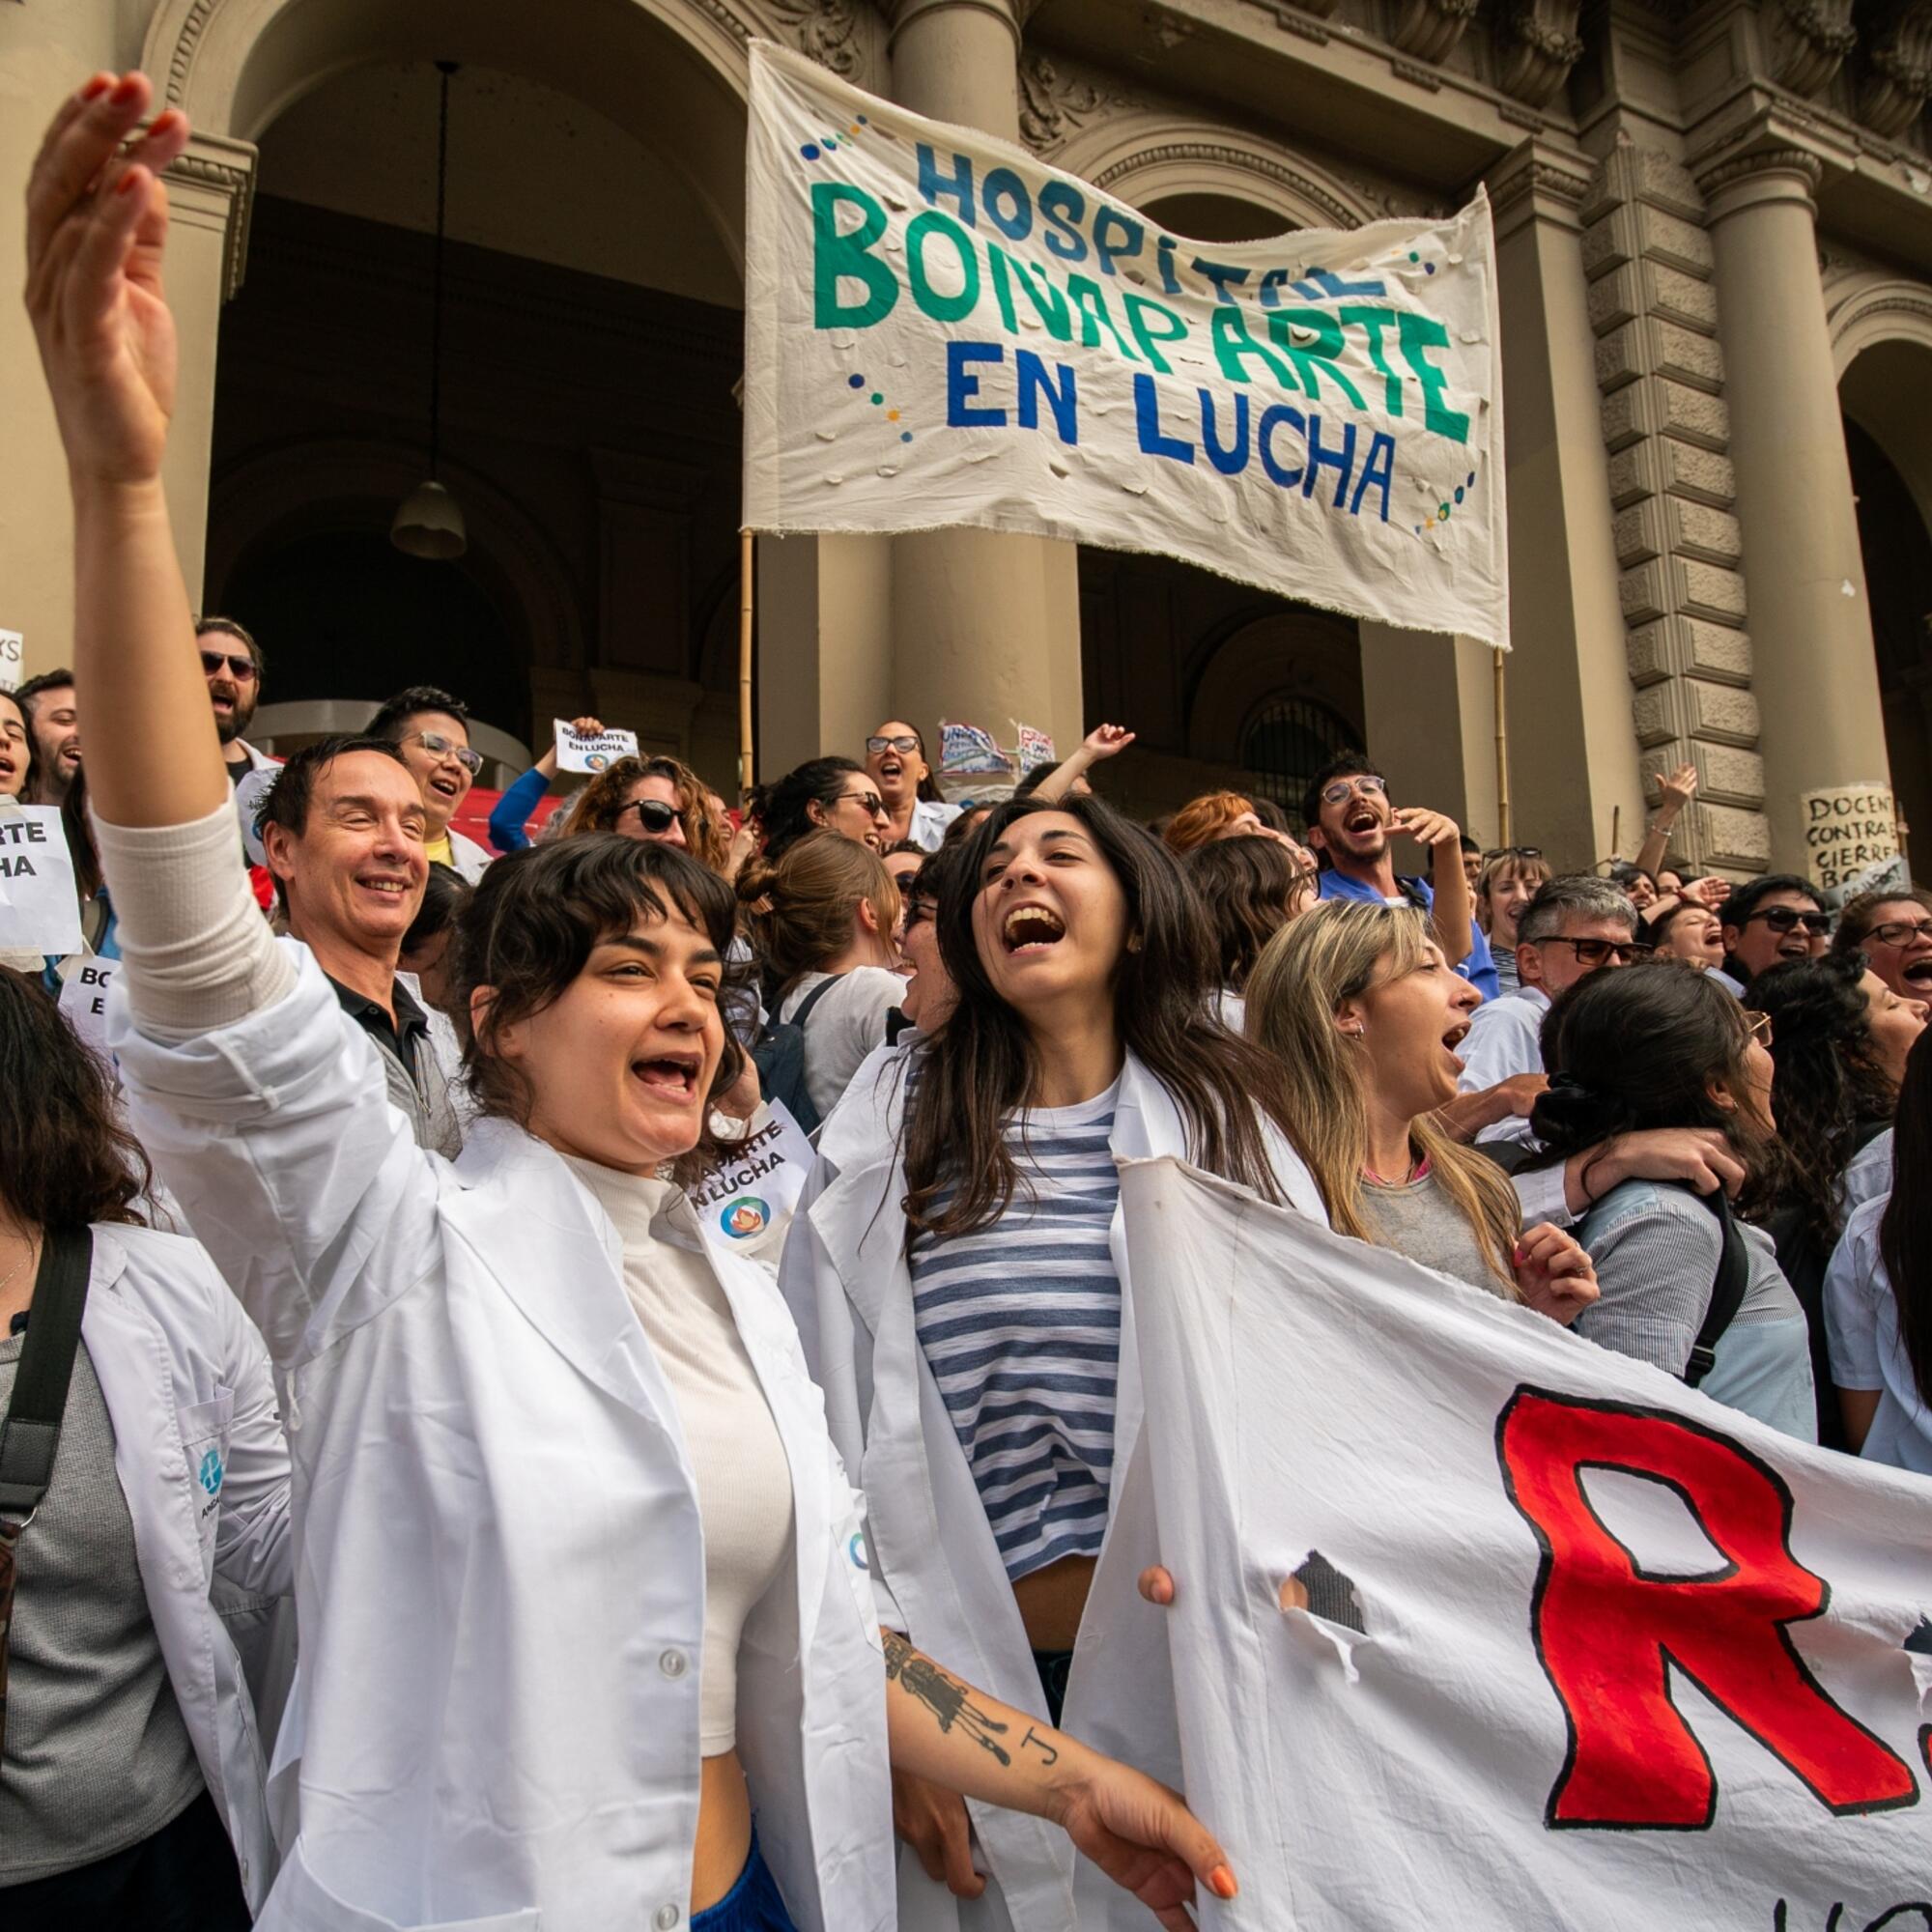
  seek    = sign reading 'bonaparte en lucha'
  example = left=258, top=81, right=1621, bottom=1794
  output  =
left=743, top=42, right=1510, bottom=649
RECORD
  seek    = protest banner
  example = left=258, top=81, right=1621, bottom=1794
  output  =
left=744, top=42, right=1507, bottom=647
left=1076, top=1158, right=1930, bottom=1930
left=0, top=630, right=21, bottom=695
left=554, top=719, right=640, bottom=775
left=0, top=805, right=81, bottom=954
left=688, top=1098, right=815, bottom=1267
left=1802, top=784, right=1902, bottom=895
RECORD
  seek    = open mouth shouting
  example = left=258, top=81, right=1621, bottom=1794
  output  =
left=1902, top=955, right=1932, bottom=993
left=427, top=771, right=464, bottom=805
left=1441, top=1018, right=1471, bottom=1072
left=1343, top=801, right=1384, bottom=838
left=0, top=748, right=18, bottom=795
left=877, top=753, right=904, bottom=784
left=632, top=1049, right=703, bottom=1105
left=1003, top=903, right=1066, bottom=953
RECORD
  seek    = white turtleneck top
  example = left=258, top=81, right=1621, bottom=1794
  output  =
left=562, top=1156, right=794, bottom=1754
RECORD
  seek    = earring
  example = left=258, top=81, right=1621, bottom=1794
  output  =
left=1346, top=1024, right=1367, bottom=1039
left=1125, top=934, right=1143, bottom=954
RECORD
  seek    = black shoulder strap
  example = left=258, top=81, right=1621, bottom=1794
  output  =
left=1683, top=1189, right=1747, bottom=1390
left=0, top=1229, right=95, bottom=1520
left=791, top=972, right=846, bottom=1030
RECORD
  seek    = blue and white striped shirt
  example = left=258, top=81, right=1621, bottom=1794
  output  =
left=909, top=1080, right=1122, bottom=1583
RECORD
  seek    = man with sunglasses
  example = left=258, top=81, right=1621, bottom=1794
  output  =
left=367, top=684, right=493, bottom=883
left=195, top=615, right=273, bottom=787
left=1718, top=873, right=1830, bottom=993
left=1300, top=753, right=1496, bottom=1001
left=1452, top=876, right=1648, bottom=1146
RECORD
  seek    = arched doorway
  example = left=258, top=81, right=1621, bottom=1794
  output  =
left=162, top=0, right=753, bottom=787
left=1837, top=325, right=1932, bottom=874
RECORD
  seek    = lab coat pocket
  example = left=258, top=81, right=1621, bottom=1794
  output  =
left=179, top=1387, right=235, bottom=1563
left=268, top=1836, right=542, bottom=1931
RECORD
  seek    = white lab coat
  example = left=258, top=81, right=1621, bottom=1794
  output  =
left=71, top=1221, right=293, bottom=1913
left=778, top=1047, right=1325, bottom=1931
left=441, top=826, right=495, bottom=884
left=109, top=945, right=895, bottom=1932
left=906, top=799, right=963, bottom=852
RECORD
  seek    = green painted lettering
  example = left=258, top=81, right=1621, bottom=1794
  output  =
left=812, top=183, right=897, bottom=329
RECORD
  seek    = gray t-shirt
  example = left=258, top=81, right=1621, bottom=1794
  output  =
left=1357, top=1167, right=1509, bottom=1297
left=1572, top=1180, right=1816, bottom=1442
left=0, top=1333, right=204, bottom=1882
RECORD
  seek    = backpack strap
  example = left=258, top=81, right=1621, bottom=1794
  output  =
left=790, top=972, right=846, bottom=1030
left=0, top=1228, right=94, bottom=1520
left=1683, top=1188, right=1748, bottom=1390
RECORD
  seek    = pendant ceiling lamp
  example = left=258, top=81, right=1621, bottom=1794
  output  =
left=392, top=60, right=467, bottom=560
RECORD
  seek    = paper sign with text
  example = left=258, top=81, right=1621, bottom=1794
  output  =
left=1076, top=1158, right=1932, bottom=1931
left=689, top=1098, right=815, bottom=1265
left=57, top=956, right=121, bottom=1058
left=744, top=42, right=1508, bottom=646
left=0, top=807, right=81, bottom=954
left=554, top=720, right=640, bottom=775
left=0, top=631, right=21, bottom=696
left=1802, top=784, right=1900, bottom=894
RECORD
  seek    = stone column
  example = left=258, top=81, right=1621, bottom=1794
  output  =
left=1699, top=147, right=1889, bottom=869
left=1358, top=624, right=1500, bottom=854
left=1487, top=138, right=1646, bottom=873
left=884, top=0, right=1087, bottom=761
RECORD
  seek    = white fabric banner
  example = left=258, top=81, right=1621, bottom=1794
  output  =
left=1103, top=1157, right=1930, bottom=1929
left=744, top=42, right=1508, bottom=647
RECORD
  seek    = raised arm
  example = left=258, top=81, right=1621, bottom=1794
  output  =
left=1031, top=724, right=1135, bottom=806
left=1634, top=763, right=1697, bottom=883
left=27, top=74, right=221, bottom=831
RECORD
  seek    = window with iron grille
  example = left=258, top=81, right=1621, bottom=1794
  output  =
left=1241, top=697, right=1360, bottom=823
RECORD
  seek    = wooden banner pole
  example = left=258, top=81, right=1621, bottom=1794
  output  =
left=738, top=528, right=755, bottom=801
left=1492, top=646, right=1511, bottom=849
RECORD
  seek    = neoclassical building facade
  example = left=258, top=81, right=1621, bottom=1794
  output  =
left=4, top=0, right=1929, bottom=875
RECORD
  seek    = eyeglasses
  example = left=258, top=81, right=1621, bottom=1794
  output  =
left=842, top=790, right=890, bottom=818
left=619, top=798, right=681, bottom=835
left=1866, top=918, right=1932, bottom=947
left=1745, top=905, right=1831, bottom=937
left=200, top=649, right=258, bottom=682
left=1320, top=774, right=1387, bottom=807
left=867, top=734, right=920, bottom=756
left=405, top=729, right=483, bottom=775
left=1537, top=936, right=1654, bottom=967
left=1742, top=1008, right=1775, bottom=1048
left=1488, top=845, right=1543, bottom=862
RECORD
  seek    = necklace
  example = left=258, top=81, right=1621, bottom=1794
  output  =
left=0, top=1243, right=35, bottom=1303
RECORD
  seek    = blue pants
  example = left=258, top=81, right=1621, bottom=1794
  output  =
left=692, top=1834, right=797, bottom=1932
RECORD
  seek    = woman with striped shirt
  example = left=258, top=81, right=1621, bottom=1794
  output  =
left=781, top=795, right=1323, bottom=1931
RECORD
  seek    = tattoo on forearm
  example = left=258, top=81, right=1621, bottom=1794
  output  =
left=883, top=1632, right=1013, bottom=1767
left=1020, top=1725, right=1059, bottom=1767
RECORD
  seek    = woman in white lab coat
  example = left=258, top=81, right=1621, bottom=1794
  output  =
left=781, top=794, right=1326, bottom=1931
left=28, top=72, right=1236, bottom=1932
left=0, top=967, right=290, bottom=1926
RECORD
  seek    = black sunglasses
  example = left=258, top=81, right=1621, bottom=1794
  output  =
left=619, top=798, right=681, bottom=835
left=200, top=649, right=257, bottom=682
left=1744, top=906, right=1832, bottom=936
left=1488, top=845, right=1543, bottom=862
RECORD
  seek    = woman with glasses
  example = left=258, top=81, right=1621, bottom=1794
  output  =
left=366, top=685, right=493, bottom=883
left=1521, top=966, right=1816, bottom=1438
left=1833, top=886, right=1932, bottom=1006
left=753, top=757, right=889, bottom=862
left=1473, top=847, right=1551, bottom=994
left=864, top=723, right=961, bottom=852
left=560, top=753, right=733, bottom=872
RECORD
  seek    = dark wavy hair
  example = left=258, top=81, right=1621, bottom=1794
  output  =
left=0, top=967, right=150, bottom=1230
left=1524, top=961, right=1781, bottom=1217
left=1183, top=835, right=1309, bottom=991
left=1881, top=1029, right=1932, bottom=1408
left=1751, top=953, right=1899, bottom=1254
left=750, top=756, right=868, bottom=862
left=900, top=794, right=1305, bottom=1238
left=449, top=834, right=749, bottom=1182
left=558, top=753, right=730, bottom=873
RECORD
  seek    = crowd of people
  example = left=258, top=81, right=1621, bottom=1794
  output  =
left=7, top=68, right=1932, bottom=1932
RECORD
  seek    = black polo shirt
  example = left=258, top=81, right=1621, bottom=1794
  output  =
left=327, top=972, right=430, bottom=1082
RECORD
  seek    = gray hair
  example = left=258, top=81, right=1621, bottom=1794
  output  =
left=1519, top=875, right=1638, bottom=946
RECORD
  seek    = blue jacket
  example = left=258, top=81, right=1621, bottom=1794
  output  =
left=1317, top=867, right=1499, bottom=1002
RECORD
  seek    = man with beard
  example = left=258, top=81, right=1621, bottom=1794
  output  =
left=196, top=615, right=273, bottom=784
left=15, top=667, right=80, bottom=804
left=1302, top=753, right=1496, bottom=999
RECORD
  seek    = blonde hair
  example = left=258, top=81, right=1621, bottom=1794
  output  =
left=1163, top=790, right=1257, bottom=856
left=735, top=830, right=900, bottom=1002
left=559, top=754, right=729, bottom=872
left=1245, top=900, right=1521, bottom=1292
